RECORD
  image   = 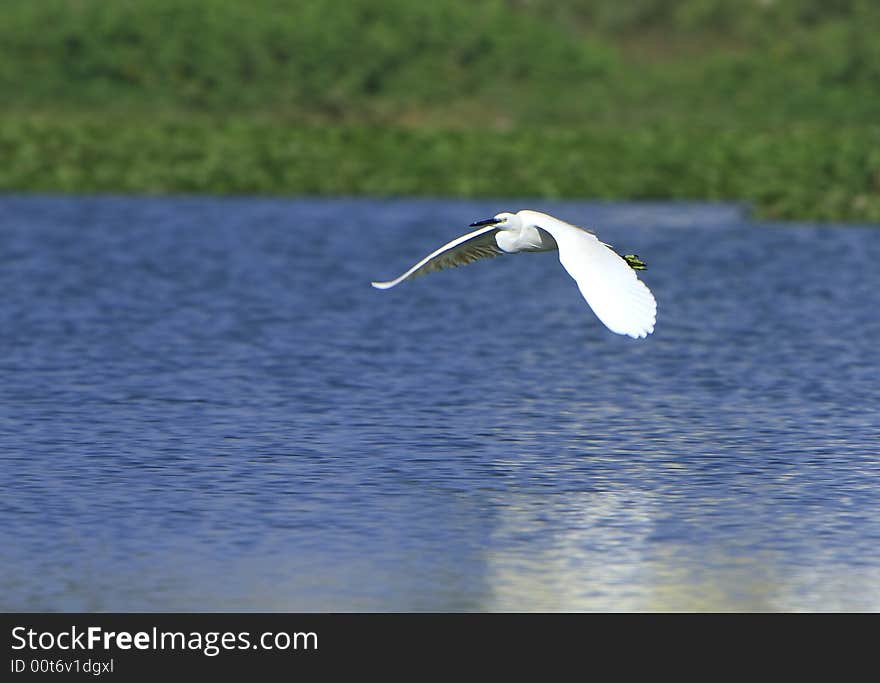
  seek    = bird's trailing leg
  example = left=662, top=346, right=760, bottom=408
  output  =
left=623, top=254, right=647, bottom=271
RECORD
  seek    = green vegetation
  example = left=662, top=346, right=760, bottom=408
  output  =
left=2, top=0, right=879, bottom=221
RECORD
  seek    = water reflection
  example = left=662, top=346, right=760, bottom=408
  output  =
left=484, top=490, right=880, bottom=611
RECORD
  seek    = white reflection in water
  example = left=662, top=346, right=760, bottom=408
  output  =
left=483, top=490, right=880, bottom=611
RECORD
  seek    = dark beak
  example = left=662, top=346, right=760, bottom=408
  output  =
left=469, top=217, right=502, bottom=227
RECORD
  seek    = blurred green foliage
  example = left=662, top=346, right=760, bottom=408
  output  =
left=1, top=0, right=879, bottom=221
left=0, top=0, right=616, bottom=119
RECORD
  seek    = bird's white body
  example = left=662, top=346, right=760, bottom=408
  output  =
left=494, top=221, right=556, bottom=253
left=372, top=209, right=657, bottom=339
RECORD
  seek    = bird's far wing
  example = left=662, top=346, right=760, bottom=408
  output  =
left=371, top=225, right=502, bottom=289
left=551, top=226, right=657, bottom=338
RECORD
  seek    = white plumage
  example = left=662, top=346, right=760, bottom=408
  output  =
left=372, top=209, right=657, bottom=339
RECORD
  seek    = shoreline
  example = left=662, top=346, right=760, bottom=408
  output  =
left=2, top=118, right=878, bottom=224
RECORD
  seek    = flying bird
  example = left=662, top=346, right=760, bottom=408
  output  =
left=371, top=210, right=657, bottom=338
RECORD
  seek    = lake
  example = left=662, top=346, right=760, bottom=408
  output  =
left=1, top=195, right=878, bottom=611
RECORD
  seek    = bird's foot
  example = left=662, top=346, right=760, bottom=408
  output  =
left=623, top=254, right=647, bottom=270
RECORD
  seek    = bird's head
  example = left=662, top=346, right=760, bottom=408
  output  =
left=469, top=211, right=520, bottom=231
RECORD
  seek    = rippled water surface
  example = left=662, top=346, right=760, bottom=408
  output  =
left=1, top=196, right=879, bottom=611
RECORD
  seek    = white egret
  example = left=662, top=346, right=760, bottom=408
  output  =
left=371, top=210, right=657, bottom=338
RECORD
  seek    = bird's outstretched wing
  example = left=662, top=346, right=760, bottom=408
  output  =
left=371, top=225, right=502, bottom=289
left=537, top=220, right=656, bottom=338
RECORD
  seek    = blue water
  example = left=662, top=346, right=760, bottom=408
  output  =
left=1, top=195, right=879, bottom=612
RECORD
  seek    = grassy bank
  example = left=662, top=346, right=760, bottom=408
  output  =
left=2, top=0, right=879, bottom=221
